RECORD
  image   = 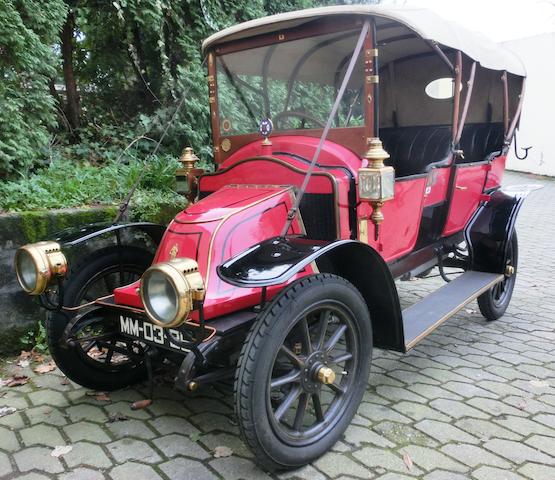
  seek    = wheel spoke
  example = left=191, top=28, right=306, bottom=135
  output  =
left=280, top=345, right=303, bottom=367
left=105, top=339, right=116, bottom=365
left=315, top=310, right=330, bottom=350
left=312, top=393, right=324, bottom=422
left=326, top=381, right=345, bottom=395
left=103, top=274, right=116, bottom=295
left=293, top=393, right=309, bottom=431
left=324, top=324, right=347, bottom=353
left=271, top=370, right=301, bottom=388
left=299, top=317, right=313, bottom=354
left=274, top=385, right=302, bottom=421
left=329, top=352, right=353, bottom=364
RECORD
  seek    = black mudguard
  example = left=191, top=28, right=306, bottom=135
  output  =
left=54, top=222, right=166, bottom=247
left=218, top=236, right=405, bottom=351
left=465, top=184, right=541, bottom=273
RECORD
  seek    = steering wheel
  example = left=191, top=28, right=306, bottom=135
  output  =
left=273, top=110, right=326, bottom=129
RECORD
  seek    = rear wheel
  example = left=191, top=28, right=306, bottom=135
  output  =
left=477, top=232, right=518, bottom=320
left=46, top=246, right=153, bottom=390
left=234, top=274, right=372, bottom=471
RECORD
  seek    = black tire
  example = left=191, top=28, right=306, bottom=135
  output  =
left=234, top=274, right=372, bottom=471
left=477, top=232, right=518, bottom=321
left=46, top=246, right=153, bottom=390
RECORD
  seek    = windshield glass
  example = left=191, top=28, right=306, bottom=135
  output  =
left=216, top=29, right=364, bottom=136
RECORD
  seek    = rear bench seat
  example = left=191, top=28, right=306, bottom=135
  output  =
left=380, top=122, right=504, bottom=177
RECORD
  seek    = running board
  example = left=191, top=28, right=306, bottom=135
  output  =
left=403, top=271, right=504, bottom=350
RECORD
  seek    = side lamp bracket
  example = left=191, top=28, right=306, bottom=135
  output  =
left=176, top=147, right=205, bottom=202
left=358, top=138, right=395, bottom=241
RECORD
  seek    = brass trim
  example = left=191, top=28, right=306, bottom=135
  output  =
left=405, top=274, right=504, bottom=350
left=358, top=218, right=368, bottom=244
left=200, top=156, right=342, bottom=239
left=140, top=258, right=206, bottom=328
left=317, top=366, right=336, bottom=384
left=15, top=241, right=68, bottom=295
left=221, top=138, right=231, bottom=152
left=367, top=48, right=378, bottom=57
left=366, top=75, right=379, bottom=84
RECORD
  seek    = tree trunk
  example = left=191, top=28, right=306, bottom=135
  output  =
left=61, top=9, right=80, bottom=132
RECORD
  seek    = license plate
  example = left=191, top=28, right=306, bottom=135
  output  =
left=118, top=314, right=192, bottom=353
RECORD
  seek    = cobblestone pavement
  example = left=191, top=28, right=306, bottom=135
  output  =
left=1, top=171, right=554, bottom=480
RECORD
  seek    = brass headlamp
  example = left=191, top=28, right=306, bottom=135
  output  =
left=175, top=147, right=204, bottom=202
left=140, top=258, right=205, bottom=328
left=358, top=138, right=395, bottom=240
left=14, top=241, right=68, bottom=295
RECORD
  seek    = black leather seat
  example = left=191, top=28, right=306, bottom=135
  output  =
left=381, top=125, right=451, bottom=177
left=458, top=122, right=504, bottom=163
left=380, top=122, right=504, bottom=177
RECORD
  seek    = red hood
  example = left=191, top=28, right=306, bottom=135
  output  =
left=114, top=184, right=307, bottom=318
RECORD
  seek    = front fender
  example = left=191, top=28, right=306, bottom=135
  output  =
left=54, top=222, right=166, bottom=247
left=465, top=184, right=542, bottom=273
left=218, top=237, right=405, bottom=351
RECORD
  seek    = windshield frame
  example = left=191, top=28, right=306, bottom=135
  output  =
left=207, top=15, right=374, bottom=163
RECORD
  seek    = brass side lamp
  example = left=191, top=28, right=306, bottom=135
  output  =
left=176, top=147, right=204, bottom=202
left=358, top=138, right=395, bottom=240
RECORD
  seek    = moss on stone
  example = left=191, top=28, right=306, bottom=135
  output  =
left=0, top=324, right=32, bottom=356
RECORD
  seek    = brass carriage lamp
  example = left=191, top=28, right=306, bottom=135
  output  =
left=358, top=138, right=395, bottom=240
left=176, top=147, right=204, bottom=202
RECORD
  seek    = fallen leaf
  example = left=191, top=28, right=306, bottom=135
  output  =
left=189, top=432, right=203, bottom=442
left=34, top=362, right=56, bottom=374
left=107, top=412, right=128, bottom=423
left=530, top=380, right=549, bottom=388
left=0, top=407, right=16, bottom=418
left=213, top=446, right=233, bottom=458
left=6, top=375, right=29, bottom=387
left=60, top=377, right=70, bottom=386
left=518, top=399, right=527, bottom=410
left=465, top=308, right=476, bottom=314
left=131, top=399, right=152, bottom=410
left=86, top=391, right=111, bottom=402
left=19, top=350, right=32, bottom=360
left=402, top=452, right=413, bottom=470
left=17, top=359, right=30, bottom=368
left=51, top=445, right=73, bottom=457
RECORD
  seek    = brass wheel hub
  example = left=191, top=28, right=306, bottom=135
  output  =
left=317, top=366, right=336, bottom=385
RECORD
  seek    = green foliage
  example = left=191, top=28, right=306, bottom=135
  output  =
left=20, top=320, right=48, bottom=352
left=0, top=153, right=186, bottom=217
left=0, top=0, right=67, bottom=177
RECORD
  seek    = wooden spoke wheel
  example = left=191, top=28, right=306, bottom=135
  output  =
left=46, top=246, right=153, bottom=390
left=235, top=274, right=372, bottom=471
left=478, top=232, right=518, bottom=320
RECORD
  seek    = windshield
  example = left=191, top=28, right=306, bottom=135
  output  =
left=216, top=29, right=364, bottom=136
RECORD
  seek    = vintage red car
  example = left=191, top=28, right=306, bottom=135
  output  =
left=15, top=5, right=537, bottom=470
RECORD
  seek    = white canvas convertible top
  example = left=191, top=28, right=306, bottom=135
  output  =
left=202, top=5, right=526, bottom=76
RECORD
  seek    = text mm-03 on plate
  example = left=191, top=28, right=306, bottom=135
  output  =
left=119, top=315, right=191, bottom=353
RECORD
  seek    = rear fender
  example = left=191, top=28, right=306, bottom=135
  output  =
left=218, top=237, right=405, bottom=351
left=465, top=184, right=542, bottom=273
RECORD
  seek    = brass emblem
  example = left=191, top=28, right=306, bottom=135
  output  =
left=221, top=138, right=231, bottom=152
left=169, top=244, right=179, bottom=260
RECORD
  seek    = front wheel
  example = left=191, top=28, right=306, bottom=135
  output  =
left=477, top=232, right=518, bottom=320
left=46, top=246, right=153, bottom=390
left=234, top=274, right=372, bottom=471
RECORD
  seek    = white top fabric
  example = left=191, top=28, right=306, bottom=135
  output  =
left=202, top=5, right=526, bottom=76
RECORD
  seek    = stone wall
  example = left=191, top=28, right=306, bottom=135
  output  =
left=0, top=204, right=181, bottom=354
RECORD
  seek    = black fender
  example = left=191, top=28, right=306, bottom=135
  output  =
left=218, top=236, right=405, bottom=351
left=465, top=184, right=541, bottom=273
left=53, top=222, right=166, bottom=247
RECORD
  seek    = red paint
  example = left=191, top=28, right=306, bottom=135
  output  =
left=443, top=164, right=489, bottom=236
left=484, top=155, right=506, bottom=191
left=114, top=184, right=311, bottom=319
left=113, top=134, right=508, bottom=323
